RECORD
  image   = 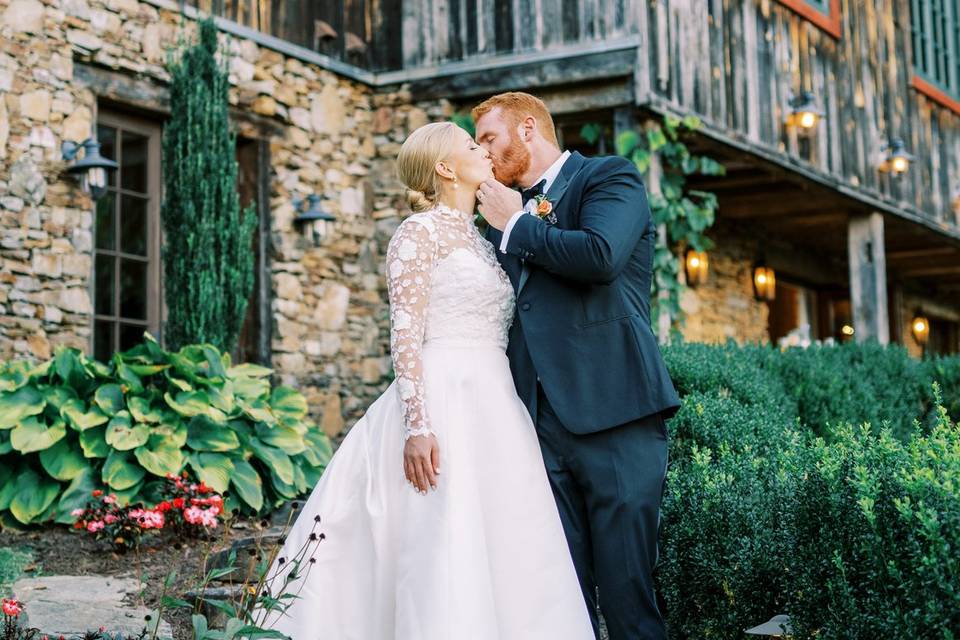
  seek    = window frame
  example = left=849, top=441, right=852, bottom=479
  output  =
left=909, top=0, right=960, bottom=114
left=91, top=109, right=164, bottom=359
left=774, top=0, right=842, bottom=39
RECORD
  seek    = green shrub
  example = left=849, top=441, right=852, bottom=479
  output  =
left=0, top=333, right=331, bottom=525
left=0, top=547, right=31, bottom=597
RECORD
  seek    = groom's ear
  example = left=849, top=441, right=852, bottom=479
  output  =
left=518, top=116, right=537, bottom=142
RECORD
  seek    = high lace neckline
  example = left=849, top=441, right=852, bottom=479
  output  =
left=434, top=202, right=473, bottom=221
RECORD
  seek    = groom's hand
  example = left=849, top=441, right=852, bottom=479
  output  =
left=477, top=179, right=522, bottom=231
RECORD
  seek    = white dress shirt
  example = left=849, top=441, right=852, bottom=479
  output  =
left=499, top=150, right=572, bottom=253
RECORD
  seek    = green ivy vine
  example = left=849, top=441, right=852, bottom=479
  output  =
left=587, top=114, right=725, bottom=340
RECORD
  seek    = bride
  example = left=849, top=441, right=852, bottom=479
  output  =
left=254, top=122, right=595, bottom=639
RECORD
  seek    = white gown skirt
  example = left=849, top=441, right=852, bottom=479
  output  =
left=256, top=342, right=595, bottom=640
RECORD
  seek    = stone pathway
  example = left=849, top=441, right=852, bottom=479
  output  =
left=11, top=575, right=173, bottom=639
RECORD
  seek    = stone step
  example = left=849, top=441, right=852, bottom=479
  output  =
left=183, top=584, right=245, bottom=630
left=203, top=526, right=285, bottom=583
left=10, top=575, right=173, bottom=639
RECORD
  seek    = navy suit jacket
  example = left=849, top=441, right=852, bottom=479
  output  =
left=486, top=151, right=680, bottom=434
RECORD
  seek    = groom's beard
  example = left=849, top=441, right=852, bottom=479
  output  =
left=493, top=133, right=531, bottom=188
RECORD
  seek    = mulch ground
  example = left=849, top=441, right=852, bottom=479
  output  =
left=0, top=515, right=277, bottom=640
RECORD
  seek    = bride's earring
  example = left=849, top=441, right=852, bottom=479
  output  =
left=453, top=175, right=459, bottom=190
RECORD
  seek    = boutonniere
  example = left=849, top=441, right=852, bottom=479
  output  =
left=533, top=194, right=558, bottom=225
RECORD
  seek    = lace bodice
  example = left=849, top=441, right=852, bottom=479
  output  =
left=385, top=203, right=516, bottom=439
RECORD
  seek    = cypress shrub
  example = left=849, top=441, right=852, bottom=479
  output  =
left=161, top=18, right=257, bottom=353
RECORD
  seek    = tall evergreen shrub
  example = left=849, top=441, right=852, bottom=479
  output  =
left=161, top=18, right=257, bottom=353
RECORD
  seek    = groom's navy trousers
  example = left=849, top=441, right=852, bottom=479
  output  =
left=536, top=382, right=668, bottom=640
left=487, top=150, right=680, bottom=640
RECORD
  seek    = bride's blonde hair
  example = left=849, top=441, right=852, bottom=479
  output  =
left=396, top=122, right=458, bottom=213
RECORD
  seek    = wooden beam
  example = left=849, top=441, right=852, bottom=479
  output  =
left=848, top=212, right=890, bottom=344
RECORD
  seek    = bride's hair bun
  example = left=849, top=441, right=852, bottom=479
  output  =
left=396, top=122, right=459, bottom=213
left=406, top=189, right=435, bottom=213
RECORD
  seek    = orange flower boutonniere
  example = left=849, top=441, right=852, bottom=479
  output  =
left=532, top=194, right=558, bottom=225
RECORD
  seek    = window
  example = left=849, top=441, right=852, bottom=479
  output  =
left=774, top=0, right=842, bottom=38
left=92, top=112, right=162, bottom=361
left=910, top=0, right=960, bottom=106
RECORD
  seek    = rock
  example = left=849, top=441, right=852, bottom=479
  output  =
left=11, top=576, right=173, bottom=639
left=202, top=527, right=285, bottom=584
left=361, top=357, right=389, bottom=383
left=0, top=99, right=8, bottom=159
left=27, top=334, right=50, bottom=359
left=0, top=69, right=12, bottom=92
left=142, top=22, right=167, bottom=63
left=311, top=85, right=345, bottom=134
left=48, top=53, right=74, bottom=81
left=287, top=127, right=311, bottom=149
left=313, top=283, right=350, bottom=330
left=61, top=106, right=92, bottom=142
left=28, top=126, right=56, bottom=149
left=251, top=95, right=277, bottom=116
left=406, top=107, right=429, bottom=131
left=31, top=254, right=61, bottom=278
left=372, top=106, right=393, bottom=134
left=66, top=29, right=104, bottom=52
left=58, top=287, right=91, bottom=314
left=62, top=0, right=90, bottom=19
left=89, top=8, right=122, bottom=34
left=42, top=305, right=62, bottom=323
left=3, top=0, right=44, bottom=33
left=229, top=55, right=255, bottom=83
left=106, top=0, right=139, bottom=16
left=19, top=90, right=51, bottom=121
left=9, top=157, right=46, bottom=206
left=289, top=107, right=311, bottom=130
left=61, top=253, right=91, bottom=276
left=339, top=187, right=363, bottom=216
left=275, top=272, right=302, bottom=300
left=321, top=393, right=344, bottom=437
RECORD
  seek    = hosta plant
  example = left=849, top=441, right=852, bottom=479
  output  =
left=0, top=333, right=332, bottom=526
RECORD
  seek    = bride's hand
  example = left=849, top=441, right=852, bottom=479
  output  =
left=404, top=434, right=440, bottom=494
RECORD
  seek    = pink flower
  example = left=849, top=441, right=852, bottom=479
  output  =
left=2, top=598, right=23, bottom=617
left=103, top=494, right=117, bottom=505
left=183, top=506, right=219, bottom=528
left=129, top=508, right=164, bottom=530
left=104, top=514, right=118, bottom=524
left=70, top=508, right=85, bottom=518
left=86, top=520, right=105, bottom=533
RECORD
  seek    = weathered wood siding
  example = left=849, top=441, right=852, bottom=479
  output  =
left=640, top=0, right=960, bottom=232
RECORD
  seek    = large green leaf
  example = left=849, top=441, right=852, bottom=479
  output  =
left=55, top=467, right=97, bottom=524
left=79, top=424, right=109, bottom=458
left=42, top=385, right=78, bottom=412
left=164, top=390, right=212, bottom=417
left=105, top=411, right=150, bottom=451
left=9, top=468, right=60, bottom=524
left=230, top=458, right=263, bottom=512
left=10, top=416, right=67, bottom=453
left=187, top=415, right=240, bottom=452
left=208, top=380, right=236, bottom=415
left=61, top=398, right=109, bottom=431
left=94, top=383, right=125, bottom=416
left=255, top=423, right=306, bottom=456
left=232, top=376, right=270, bottom=400
left=39, top=436, right=90, bottom=481
left=188, top=452, right=234, bottom=494
left=249, top=439, right=294, bottom=485
left=300, top=429, right=333, bottom=469
left=0, top=361, right=31, bottom=392
left=128, top=395, right=164, bottom=423
left=0, top=431, right=9, bottom=455
left=0, top=463, right=15, bottom=510
left=116, top=362, right=144, bottom=395
left=156, top=419, right=188, bottom=448
left=0, top=385, right=45, bottom=429
left=54, top=346, right=92, bottom=392
left=134, top=435, right=184, bottom=477
left=126, top=363, right=169, bottom=376
left=227, top=363, right=273, bottom=379
left=238, top=398, right=275, bottom=425
left=103, top=449, right=147, bottom=490
left=270, top=386, right=307, bottom=421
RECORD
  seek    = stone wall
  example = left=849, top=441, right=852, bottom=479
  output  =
left=0, top=0, right=454, bottom=436
left=678, top=221, right=770, bottom=345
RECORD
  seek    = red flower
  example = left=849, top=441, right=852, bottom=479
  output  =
left=92, top=489, right=103, bottom=497
left=2, top=598, right=23, bottom=617
left=173, top=497, right=185, bottom=509
left=198, top=481, right=211, bottom=494
left=154, top=501, right=172, bottom=512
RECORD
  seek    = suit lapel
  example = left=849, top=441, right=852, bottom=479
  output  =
left=517, top=152, right=586, bottom=294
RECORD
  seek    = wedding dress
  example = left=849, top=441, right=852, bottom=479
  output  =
left=255, top=203, right=594, bottom=640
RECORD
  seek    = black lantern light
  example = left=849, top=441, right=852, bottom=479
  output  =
left=878, top=138, right=914, bottom=175
left=293, top=193, right=336, bottom=246
left=752, top=258, right=776, bottom=302
left=684, top=248, right=709, bottom=286
left=785, top=91, right=824, bottom=131
left=61, top=137, right=118, bottom=200
left=911, top=311, right=930, bottom=346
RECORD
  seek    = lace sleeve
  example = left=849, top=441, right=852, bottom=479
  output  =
left=386, top=218, right=437, bottom=439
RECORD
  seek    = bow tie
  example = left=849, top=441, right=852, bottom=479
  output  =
left=520, top=179, right=547, bottom=206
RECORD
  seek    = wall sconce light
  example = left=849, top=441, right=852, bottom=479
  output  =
left=684, top=249, right=709, bottom=286
left=911, top=311, right=930, bottom=346
left=841, top=324, right=855, bottom=338
left=292, top=193, right=336, bottom=246
left=745, top=613, right=793, bottom=638
left=61, top=137, right=118, bottom=200
left=785, top=91, right=823, bottom=131
left=878, top=138, right=914, bottom=175
left=752, top=260, right=776, bottom=301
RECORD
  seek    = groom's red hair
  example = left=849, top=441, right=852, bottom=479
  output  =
left=471, top=92, right=559, bottom=148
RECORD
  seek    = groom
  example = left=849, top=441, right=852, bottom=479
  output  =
left=474, top=92, right=680, bottom=640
